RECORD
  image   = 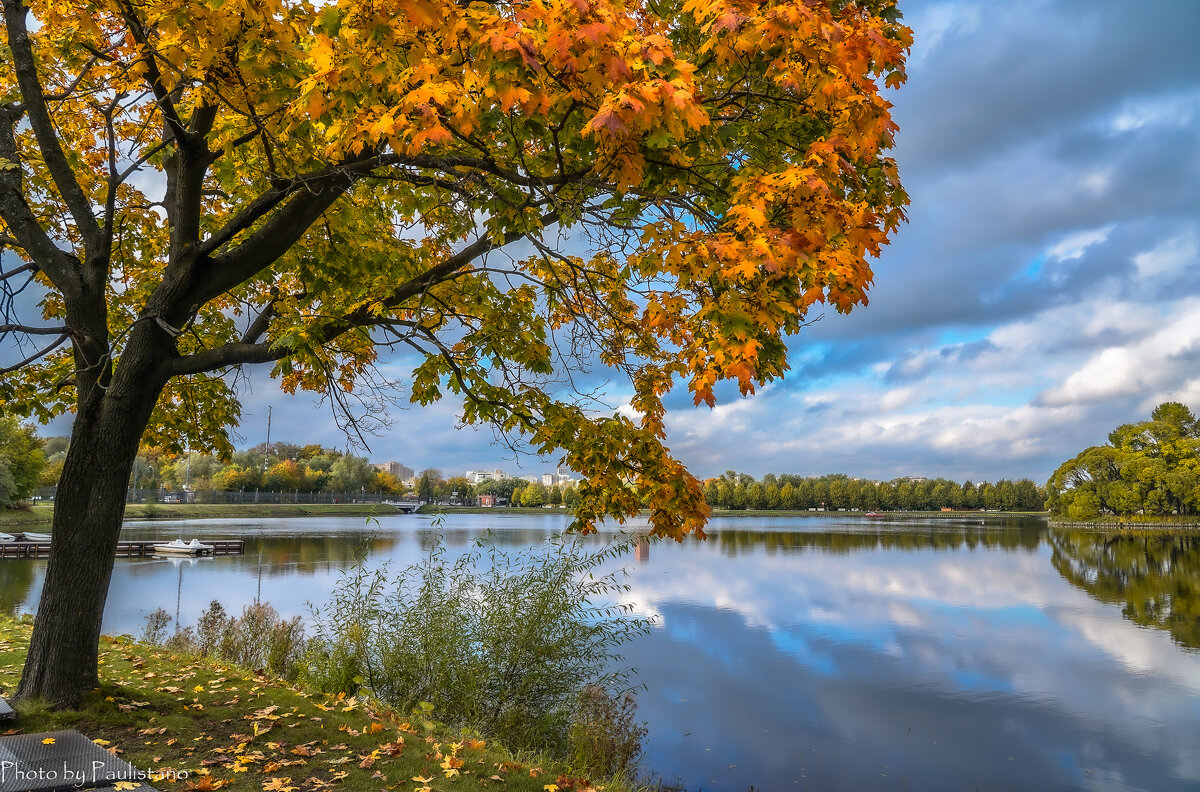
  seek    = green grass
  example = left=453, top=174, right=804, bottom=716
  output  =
left=0, top=616, right=620, bottom=792
left=1, top=503, right=401, bottom=529
left=0, top=505, right=54, bottom=528
left=416, top=505, right=569, bottom=516
left=1049, top=513, right=1200, bottom=528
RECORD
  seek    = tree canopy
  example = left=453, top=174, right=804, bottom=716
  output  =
left=0, top=0, right=910, bottom=706
left=1045, top=402, right=1200, bottom=520
left=0, top=414, right=44, bottom=506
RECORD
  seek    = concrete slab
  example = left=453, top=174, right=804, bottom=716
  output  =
left=0, top=730, right=148, bottom=792
left=0, top=697, right=12, bottom=722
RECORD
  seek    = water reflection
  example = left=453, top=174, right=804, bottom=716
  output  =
left=2, top=514, right=1199, bottom=791
left=1050, top=527, right=1200, bottom=649
left=708, top=517, right=1043, bottom=556
left=0, top=560, right=35, bottom=615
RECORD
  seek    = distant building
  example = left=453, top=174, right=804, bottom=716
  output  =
left=372, top=461, right=413, bottom=480
left=542, top=467, right=576, bottom=487
left=466, top=468, right=507, bottom=484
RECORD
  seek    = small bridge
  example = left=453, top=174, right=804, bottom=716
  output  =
left=382, top=500, right=422, bottom=514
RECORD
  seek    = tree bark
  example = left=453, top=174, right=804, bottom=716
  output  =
left=13, top=340, right=167, bottom=707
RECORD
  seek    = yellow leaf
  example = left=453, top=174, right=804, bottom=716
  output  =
left=42, top=738, right=55, bottom=745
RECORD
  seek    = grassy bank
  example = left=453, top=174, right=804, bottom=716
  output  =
left=1049, top=515, right=1200, bottom=529
left=416, top=505, right=569, bottom=516
left=0, top=504, right=54, bottom=528
left=0, top=616, right=620, bottom=792
left=0, top=503, right=403, bottom=529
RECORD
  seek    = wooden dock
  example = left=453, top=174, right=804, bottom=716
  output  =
left=0, top=539, right=244, bottom=559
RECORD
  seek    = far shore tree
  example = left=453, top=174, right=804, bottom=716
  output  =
left=0, top=0, right=910, bottom=706
left=0, top=415, right=44, bottom=506
left=1046, top=402, right=1200, bottom=520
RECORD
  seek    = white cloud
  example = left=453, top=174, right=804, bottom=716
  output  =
left=1134, top=230, right=1198, bottom=278
left=1047, top=225, right=1114, bottom=262
left=1108, top=89, right=1200, bottom=134
left=1040, top=299, right=1200, bottom=407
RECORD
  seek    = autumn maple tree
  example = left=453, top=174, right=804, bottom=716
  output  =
left=0, top=0, right=909, bottom=706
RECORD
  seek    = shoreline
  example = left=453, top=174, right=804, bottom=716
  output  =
left=419, top=504, right=1049, bottom=519
left=3, top=501, right=1053, bottom=530
left=1048, top=519, right=1200, bottom=530
left=0, top=502, right=403, bottom=528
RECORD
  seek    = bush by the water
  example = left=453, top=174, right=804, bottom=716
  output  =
left=143, top=600, right=306, bottom=678
left=301, top=534, right=650, bottom=762
left=571, top=684, right=648, bottom=776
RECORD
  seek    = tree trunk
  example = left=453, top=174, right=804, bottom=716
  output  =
left=13, top=357, right=165, bottom=708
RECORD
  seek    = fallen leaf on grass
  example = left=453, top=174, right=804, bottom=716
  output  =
left=379, top=739, right=405, bottom=757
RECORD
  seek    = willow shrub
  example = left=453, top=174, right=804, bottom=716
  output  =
left=301, top=533, right=650, bottom=759
left=144, top=601, right=306, bottom=679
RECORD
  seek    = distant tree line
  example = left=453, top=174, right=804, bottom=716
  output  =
left=1046, top=402, right=1200, bottom=520
left=34, top=440, right=406, bottom=497
left=703, top=471, right=1046, bottom=512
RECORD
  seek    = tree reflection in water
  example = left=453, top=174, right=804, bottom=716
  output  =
left=0, top=560, right=35, bottom=615
left=1050, top=527, right=1200, bottom=649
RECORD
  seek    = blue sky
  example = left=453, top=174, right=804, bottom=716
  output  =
left=46, top=0, right=1197, bottom=485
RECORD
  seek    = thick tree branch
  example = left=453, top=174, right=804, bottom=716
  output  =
left=2, top=0, right=102, bottom=250
left=0, top=105, right=85, bottom=298
left=240, top=299, right=278, bottom=344
left=188, top=171, right=359, bottom=307
left=167, top=341, right=282, bottom=375
left=0, top=262, right=35, bottom=280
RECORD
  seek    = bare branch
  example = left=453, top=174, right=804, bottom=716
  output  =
left=0, top=323, right=70, bottom=335
left=0, top=332, right=68, bottom=374
left=0, top=262, right=35, bottom=280
left=45, top=48, right=118, bottom=102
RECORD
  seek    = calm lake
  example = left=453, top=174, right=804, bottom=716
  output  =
left=3, top=512, right=1199, bottom=791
